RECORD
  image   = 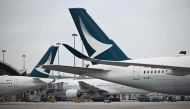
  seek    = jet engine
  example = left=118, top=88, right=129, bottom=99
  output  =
left=65, top=89, right=82, bottom=99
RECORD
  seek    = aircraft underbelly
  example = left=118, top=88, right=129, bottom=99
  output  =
left=174, top=76, right=190, bottom=95
left=154, top=78, right=176, bottom=94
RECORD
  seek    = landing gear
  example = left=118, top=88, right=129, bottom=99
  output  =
left=104, top=97, right=111, bottom=103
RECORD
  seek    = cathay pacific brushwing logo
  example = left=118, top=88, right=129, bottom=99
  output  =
left=79, top=17, right=112, bottom=58
left=35, top=51, right=52, bottom=75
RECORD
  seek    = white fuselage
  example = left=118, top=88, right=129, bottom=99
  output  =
left=87, top=55, right=190, bottom=95
left=0, top=75, right=53, bottom=95
left=53, top=78, right=149, bottom=97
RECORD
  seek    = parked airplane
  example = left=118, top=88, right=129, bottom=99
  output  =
left=42, top=8, right=190, bottom=95
left=0, top=46, right=58, bottom=95
left=51, top=78, right=149, bottom=100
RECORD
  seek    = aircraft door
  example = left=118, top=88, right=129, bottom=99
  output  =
left=14, top=79, right=18, bottom=89
left=133, top=66, right=140, bottom=80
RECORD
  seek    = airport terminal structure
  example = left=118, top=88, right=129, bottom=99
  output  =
left=0, top=61, right=26, bottom=76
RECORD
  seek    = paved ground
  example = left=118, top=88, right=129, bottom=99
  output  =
left=0, top=101, right=190, bottom=109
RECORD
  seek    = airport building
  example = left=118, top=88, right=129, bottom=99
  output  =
left=0, top=60, right=26, bottom=76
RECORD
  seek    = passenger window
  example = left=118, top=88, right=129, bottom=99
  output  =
left=144, top=71, right=146, bottom=74
left=154, top=71, right=156, bottom=73
left=151, top=71, right=153, bottom=73
left=158, top=70, right=160, bottom=73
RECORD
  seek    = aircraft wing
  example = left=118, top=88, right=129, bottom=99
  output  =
left=42, top=65, right=109, bottom=76
left=63, top=44, right=190, bottom=75
left=78, top=81, right=108, bottom=94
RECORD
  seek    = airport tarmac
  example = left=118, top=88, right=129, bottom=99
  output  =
left=0, top=101, right=190, bottom=109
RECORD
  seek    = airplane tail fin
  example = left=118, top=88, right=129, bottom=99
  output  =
left=69, top=8, right=130, bottom=61
left=30, top=46, right=58, bottom=78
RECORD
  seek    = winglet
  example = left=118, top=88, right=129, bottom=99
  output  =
left=63, top=43, right=126, bottom=66
left=63, top=43, right=114, bottom=65
left=63, top=44, right=90, bottom=60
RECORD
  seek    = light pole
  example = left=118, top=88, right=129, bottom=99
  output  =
left=72, top=33, right=78, bottom=78
left=22, top=54, right=26, bottom=70
left=2, top=50, right=6, bottom=62
left=80, top=40, right=86, bottom=79
left=56, top=43, right=62, bottom=77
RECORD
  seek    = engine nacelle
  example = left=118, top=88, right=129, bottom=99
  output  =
left=66, top=89, right=82, bottom=99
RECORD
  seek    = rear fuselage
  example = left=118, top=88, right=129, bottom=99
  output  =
left=88, top=55, right=190, bottom=95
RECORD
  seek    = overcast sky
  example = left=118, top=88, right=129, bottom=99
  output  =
left=0, top=0, right=190, bottom=74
